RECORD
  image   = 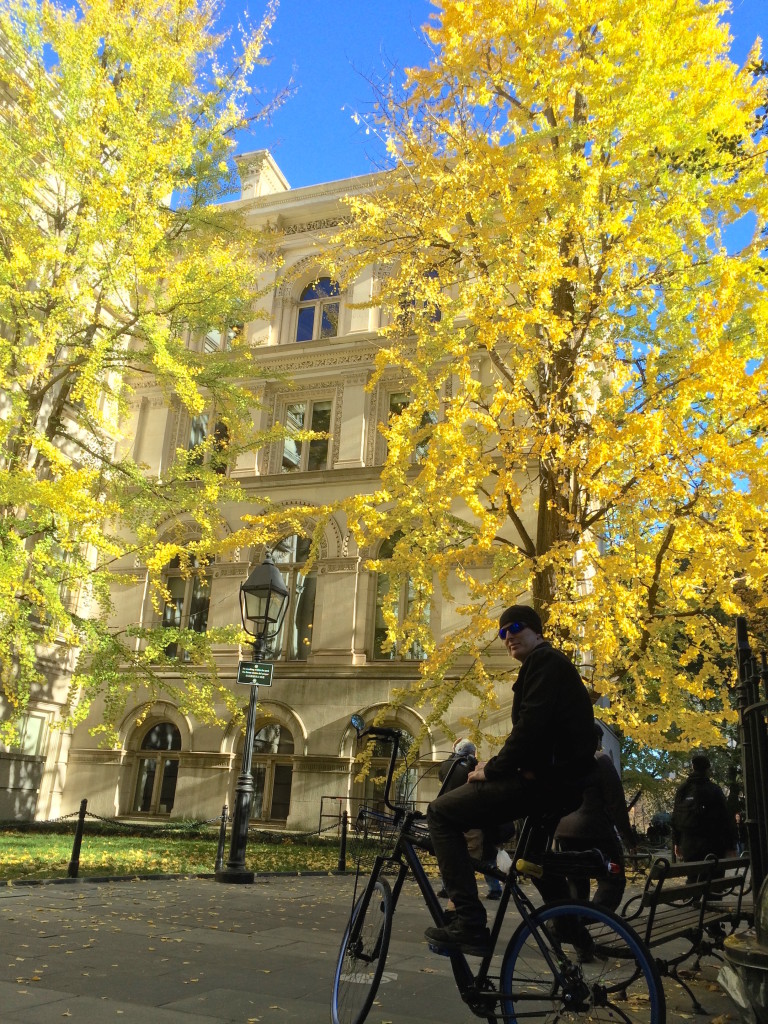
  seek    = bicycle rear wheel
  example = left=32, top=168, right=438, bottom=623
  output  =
left=499, top=900, right=665, bottom=1024
left=331, top=875, right=393, bottom=1024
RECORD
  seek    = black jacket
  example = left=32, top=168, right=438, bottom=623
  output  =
left=482, top=642, right=596, bottom=784
left=671, top=772, right=736, bottom=855
left=438, top=752, right=478, bottom=792
left=555, top=752, right=633, bottom=848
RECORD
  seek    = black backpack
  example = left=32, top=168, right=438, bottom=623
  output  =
left=673, top=779, right=708, bottom=833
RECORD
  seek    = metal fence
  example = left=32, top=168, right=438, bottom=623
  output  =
left=318, top=794, right=430, bottom=837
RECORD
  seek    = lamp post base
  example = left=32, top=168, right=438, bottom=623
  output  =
left=214, top=867, right=255, bottom=884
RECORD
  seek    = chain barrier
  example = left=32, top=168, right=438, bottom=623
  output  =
left=4, top=809, right=226, bottom=831
left=245, top=819, right=342, bottom=841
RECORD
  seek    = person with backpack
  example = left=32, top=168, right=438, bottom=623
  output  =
left=436, top=739, right=503, bottom=902
left=554, top=724, right=635, bottom=912
left=671, top=753, right=737, bottom=864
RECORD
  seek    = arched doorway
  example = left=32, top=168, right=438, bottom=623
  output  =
left=238, top=723, right=294, bottom=823
left=132, top=722, right=182, bottom=815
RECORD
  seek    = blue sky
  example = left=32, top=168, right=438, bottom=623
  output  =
left=230, top=0, right=768, bottom=190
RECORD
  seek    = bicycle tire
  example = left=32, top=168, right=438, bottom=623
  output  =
left=499, top=899, right=665, bottom=1024
left=331, top=875, right=393, bottom=1024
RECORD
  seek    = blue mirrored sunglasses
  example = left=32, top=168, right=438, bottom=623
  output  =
left=498, top=621, right=528, bottom=640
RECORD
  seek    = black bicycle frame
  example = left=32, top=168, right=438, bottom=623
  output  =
left=346, top=726, right=572, bottom=1004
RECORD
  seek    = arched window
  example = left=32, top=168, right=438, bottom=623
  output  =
left=161, top=555, right=210, bottom=660
left=373, top=535, right=429, bottom=661
left=296, top=277, right=340, bottom=342
left=271, top=535, right=316, bottom=661
left=132, top=722, right=182, bottom=815
left=243, top=723, right=294, bottom=822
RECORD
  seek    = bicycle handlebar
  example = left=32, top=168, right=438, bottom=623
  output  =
left=350, top=717, right=403, bottom=815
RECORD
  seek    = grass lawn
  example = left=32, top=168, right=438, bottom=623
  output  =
left=0, top=829, right=344, bottom=882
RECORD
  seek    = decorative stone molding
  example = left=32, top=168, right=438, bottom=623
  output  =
left=212, top=564, right=248, bottom=579
left=67, top=749, right=127, bottom=765
left=283, top=216, right=352, bottom=236
left=242, top=500, right=344, bottom=561
left=113, top=565, right=146, bottom=577
left=275, top=255, right=322, bottom=300
left=235, top=150, right=290, bottom=199
left=340, top=371, right=369, bottom=387
left=291, top=759, right=354, bottom=774
left=257, top=347, right=377, bottom=375
left=177, top=752, right=233, bottom=769
left=318, top=558, right=359, bottom=574
left=162, top=399, right=182, bottom=474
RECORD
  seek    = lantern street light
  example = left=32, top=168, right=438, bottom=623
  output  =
left=215, top=553, right=289, bottom=884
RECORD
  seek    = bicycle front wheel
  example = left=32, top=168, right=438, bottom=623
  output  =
left=500, top=900, right=665, bottom=1024
left=331, top=875, right=393, bottom=1024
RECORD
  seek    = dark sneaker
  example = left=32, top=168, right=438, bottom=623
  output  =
left=425, top=920, right=491, bottom=956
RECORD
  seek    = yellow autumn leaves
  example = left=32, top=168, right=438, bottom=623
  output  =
left=329, top=0, right=768, bottom=749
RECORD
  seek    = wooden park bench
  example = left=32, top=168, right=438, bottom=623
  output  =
left=619, top=854, right=751, bottom=1012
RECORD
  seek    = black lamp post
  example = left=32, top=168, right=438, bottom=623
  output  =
left=215, top=553, right=289, bottom=884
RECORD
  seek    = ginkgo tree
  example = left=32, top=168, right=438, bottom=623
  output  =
left=330, top=0, right=768, bottom=749
left=0, top=0, right=290, bottom=743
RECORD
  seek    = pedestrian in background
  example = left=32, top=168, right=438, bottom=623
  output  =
left=671, top=753, right=736, bottom=864
left=436, top=739, right=503, bottom=901
left=554, top=723, right=635, bottom=912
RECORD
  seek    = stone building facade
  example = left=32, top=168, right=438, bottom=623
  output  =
left=0, top=153, right=513, bottom=828
left=1, top=151, right=617, bottom=829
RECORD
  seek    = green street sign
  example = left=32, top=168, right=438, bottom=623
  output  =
left=236, top=661, right=274, bottom=687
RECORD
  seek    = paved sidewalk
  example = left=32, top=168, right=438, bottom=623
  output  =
left=0, top=874, right=740, bottom=1023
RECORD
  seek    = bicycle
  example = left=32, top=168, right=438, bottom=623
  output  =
left=331, top=716, right=665, bottom=1024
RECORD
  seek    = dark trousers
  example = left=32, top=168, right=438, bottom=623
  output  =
left=427, top=775, right=571, bottom=929
left=680, top=837, right=727, bottom=886
left=556, top=835, right=627, bottom=913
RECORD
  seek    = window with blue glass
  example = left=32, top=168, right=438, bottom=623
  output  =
left=295, top=277, right=340, bottom=342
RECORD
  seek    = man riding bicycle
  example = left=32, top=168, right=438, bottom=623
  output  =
left=425, top=604, right=597, bottom=956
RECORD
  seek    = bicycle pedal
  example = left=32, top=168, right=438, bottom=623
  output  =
left=427, top=943, right=455, bottom=958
